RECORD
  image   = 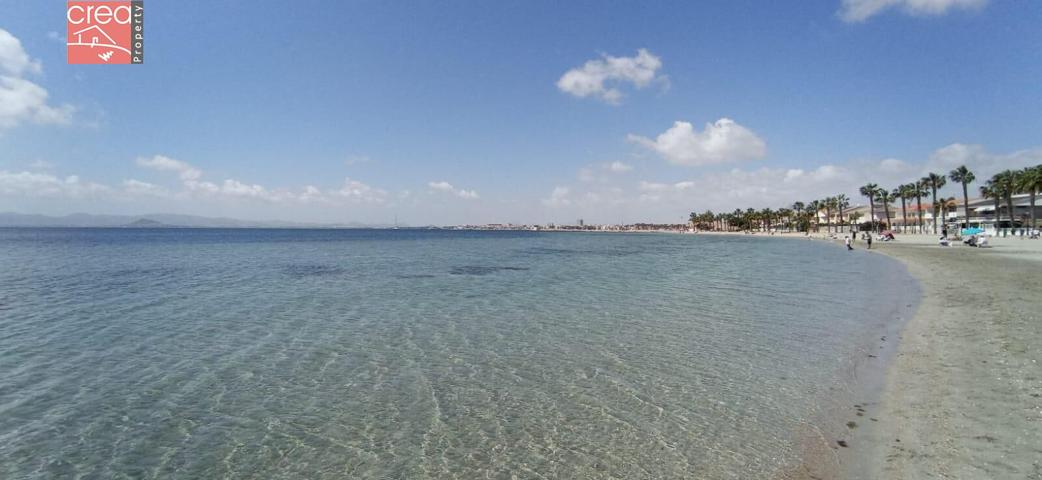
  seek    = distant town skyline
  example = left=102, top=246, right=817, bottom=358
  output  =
left=1, top=0, right=1040, bottom=225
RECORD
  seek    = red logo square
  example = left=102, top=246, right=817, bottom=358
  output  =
left=67, top=1, right=143, bottom=64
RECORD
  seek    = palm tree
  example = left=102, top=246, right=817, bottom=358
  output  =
left=792, top=202, right=805, bottom=231
left=761, top=208, right=774, bottom=232
left=1016, top=165, right=1042, bottom=229
left=937, top=197, right=957, bottom=227
left=859, top=183, right=879, bottom=232
left=923, top=173, right=947, bottom=234
left=835, top=194, right=850, bottom=233
left=894, top=185, right=910, bottom=233
left=778, top=208, right=793, bottom=232
left=808, top=200, right=822, bottom=232
left=823, top=197, right=834, bottom=234
left=913, top=180, right=927, bottom=234
left=992, top=170, right=1019, bottom=231
left=875, top=188, right=893, bottom=231
left=948, top=165, right=975, bottom=228
left=980, top=181, right=1001, bottom=230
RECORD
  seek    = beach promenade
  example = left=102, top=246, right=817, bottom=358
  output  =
left=827, top=233, right=1042, bottom=478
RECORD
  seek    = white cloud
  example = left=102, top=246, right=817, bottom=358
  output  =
left=541, top=186, right=571, bottom=207
left=136, top=155, right=203, bottom=181
left=0, top=170, right=109, bottom=197
left=122, top=179, right=169, bottom=197
left=0, top=29, right=40, bottom=76
left=556, top=49, right=665, bottom=105
left=220, top=179, right=268, bottom=198
left=428, top=181, right=454, bottom=192
left=133, top=154, right=389, bottom=204
left=924, top=143, right=1042, bottom=180
left=0, top=29, right=74, bottom=131
left=628, top=118, right=767, bottom=166
left=839, top=0, right=987, bottom=22
left=428, top=181, right=479, bottom=199
left=579, top=161, right=635, bottom=183
left=333, top=177, right=388, bottom=203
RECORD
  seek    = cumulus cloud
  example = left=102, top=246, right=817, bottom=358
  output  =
left=579, top=161, right=635, bottom=183
left=0, top=29, right=74, bottom=131
left=333, top=178, right=388, bottom=203
left=628, top=118, right=767, bottom=166
left=556, top=49, right=665, bottom=104
left=136, top=155, right=202, bottom=180
left=428, top=181, right=479, bottom=199
left=122, top=179, right=169, bottom=197
left=924, top=143, right=1042, bottom=180
left=0, top=170, right=109, bottom=197
left=839, top=0, right=987, bottom=22
left=541, top=186, right=571, bottom=207
left=132, top=154, right=390, bottom=204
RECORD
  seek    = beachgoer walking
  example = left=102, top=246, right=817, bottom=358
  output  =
left=867, top=235, right=873, bottom=250
left=845, top=236, right=853, bottom=250
left=942, top=226, right=948, bottom=238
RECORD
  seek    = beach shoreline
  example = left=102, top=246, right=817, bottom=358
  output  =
left=759, top=230, right=1042, bottom=478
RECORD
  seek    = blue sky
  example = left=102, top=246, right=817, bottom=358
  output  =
left=1, top=0, right=1040, bottom=224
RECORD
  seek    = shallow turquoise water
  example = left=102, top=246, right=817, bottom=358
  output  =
left=0, top=229, right=916, bottom=478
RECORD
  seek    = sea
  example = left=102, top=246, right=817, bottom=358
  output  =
left=0, top=228, right=918, bottom=479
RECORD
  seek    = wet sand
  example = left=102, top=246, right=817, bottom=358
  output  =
left=822, top=233, right=1042, bottom=478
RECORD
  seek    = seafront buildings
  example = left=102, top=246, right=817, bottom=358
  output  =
left=818, top=193, right=1041, bottom=234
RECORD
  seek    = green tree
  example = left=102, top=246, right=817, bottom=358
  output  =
left=823, top=196, right=834, bottom=234
left=948, top=165, right=975, bottom=228
left=912, top=180, right=927, bottom=234
left=894, top=185, right=910, bottom=233
left=992, top=170, right=1019, bottom=230
left=1015, top=165, right=1042, bottom=229
left=859, top=183, right=879, bottom=232
left=875, top=188, right=893, bottom=231
left=922, top=173, right=947, bottom=234
left=835, top=194, right=850, bottom=232
left=807, top=200, right=821, bottom=232
left=980, top=181, right=1001, bottom=230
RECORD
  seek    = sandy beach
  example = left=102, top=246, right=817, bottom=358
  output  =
left=776, top=231, right=1042, bottom=479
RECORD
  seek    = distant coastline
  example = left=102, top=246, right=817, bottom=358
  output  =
left=0, top=212, right=396, bottom=229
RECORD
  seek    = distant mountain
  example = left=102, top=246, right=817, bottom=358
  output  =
left=0, top=212, right=399, bottom=229
left=124, top=218, right=171, bottom=228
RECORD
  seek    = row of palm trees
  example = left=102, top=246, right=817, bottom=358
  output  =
left=689, top=163, right=1042, bottom=234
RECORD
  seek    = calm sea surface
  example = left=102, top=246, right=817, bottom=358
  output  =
left=0, top=229, right=916, bottom=479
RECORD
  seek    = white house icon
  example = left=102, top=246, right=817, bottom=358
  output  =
left=68, top=25, right=130, bottom=54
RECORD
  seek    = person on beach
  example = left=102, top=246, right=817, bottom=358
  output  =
left=867, top=234, right=873, bottom=249
left=942, top=226, right=948, bottom=239
left=845, top=236, right=853, bottom=250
